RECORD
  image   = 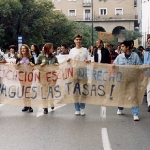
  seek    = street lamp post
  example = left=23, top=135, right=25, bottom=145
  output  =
left=91, top=0, right=94, bottom=46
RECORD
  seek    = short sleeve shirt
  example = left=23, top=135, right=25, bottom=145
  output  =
left=69, top=47, right=88, bottom=61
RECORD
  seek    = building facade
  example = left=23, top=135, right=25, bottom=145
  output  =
left=142, top=0, right=150, bottom=47
left=52, top=0, right=140, bottom=38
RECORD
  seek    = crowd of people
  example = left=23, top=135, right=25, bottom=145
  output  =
left=0, top=35, right=150, bottom=121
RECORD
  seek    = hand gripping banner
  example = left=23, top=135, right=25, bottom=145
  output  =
left=0, top=61, right=149, bottom=108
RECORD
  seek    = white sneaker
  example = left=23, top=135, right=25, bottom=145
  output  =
left=75, top=111, right=80, bottom=116
left=117, top=109, right=122, bottom=115
left=80, top=109, right=85, bottom=116
left=133, top=115, right=140, bottom=121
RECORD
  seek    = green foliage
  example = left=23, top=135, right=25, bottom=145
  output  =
left=121, top=30, right=142, bottom=44
left=72, top=22, right=98, bottom=47
left=110, top=36, right=118, bottom=47
left=0, top=0, right=98, bottom=49
left=0, top=24, right=5, bottom=47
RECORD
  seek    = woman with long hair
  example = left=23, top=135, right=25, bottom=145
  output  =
left=30, top=44, right=40, bottom=63
left=16, top=44, right=35, bottom=112
left=36, top=43, right=58, bottom=114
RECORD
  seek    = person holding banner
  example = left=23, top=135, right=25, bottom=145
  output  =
left=30, top=44, right=40, bottom=64
left=36, top=43, right=59, bottom=114
left=113, top=41, right=142, bottom=121
left=16, top=44, right=35, bottom=113
left=67, top=34, right=90, bottom=116
left=6, top=45, right=18, bottom=59
left=144, top=37, right=150, bottom=112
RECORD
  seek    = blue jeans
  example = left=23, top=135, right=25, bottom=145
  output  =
left=118, top=106, right=139, bottom=116
left=74, top=103, right=85, bottom=111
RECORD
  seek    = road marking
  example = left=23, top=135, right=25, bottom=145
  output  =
left=101, top=128, right=112, bottom=150
left=100, top=106, right=106, bottom=117
left=36, top=104, right=66, bottom=117
left=0, top=104, right=4, bottom=107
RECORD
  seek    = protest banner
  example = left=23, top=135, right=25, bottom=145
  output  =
left=56, top=55, right=69, bottom=64
left=5, top=58, right=16, bottom=64
left=98, top=32, right=113, bottom=43
left=134, top=39, right=139, bottom=48
left=0, top=61, right=149, bottom=108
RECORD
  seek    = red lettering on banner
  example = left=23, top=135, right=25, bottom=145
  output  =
left=62, top=67, right=73, bottom=80
left=46, top=71, right=58, bottom=82
left=62, top=69, right=67, bottom=80
left=52, top=71, right=58, bottom=82
left=68, top=67, right=73, bottom=77
left=24, top=72, right=27, bottom=82
left=34, top=71, right=40, bottom=82
left=46, top=72, right=51, bottom=82
left=18, top=71, right=24, bottom=81
left=6, top=70, right=12, bottom=80
left=28, top=72, right=33, bottom=82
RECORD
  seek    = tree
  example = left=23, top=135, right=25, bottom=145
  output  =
left=0, top=0, right=54, bottom=48
left=120, top=30, right=142, bottom=44
left=72, top=22, right=98, bottom=48
left=0, top=0, right=23, bottom=48
left=0, top=0, right=98, bottom=50
left=45, top=20, right=98, bottom=49
left=44, top=12, right=76, bottom=49
left=110, top=36, right=118, bottom=47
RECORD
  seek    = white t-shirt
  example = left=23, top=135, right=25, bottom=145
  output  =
left=97, top=49, right=102, bottom=63
left=69, top=47, right=88, bottom=61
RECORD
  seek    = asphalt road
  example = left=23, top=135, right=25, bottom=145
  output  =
left=0, top=96, right=150, bottom=150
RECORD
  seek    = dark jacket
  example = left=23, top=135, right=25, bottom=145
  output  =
left=31, top=51, right=40, bottom=57
left=94, top=47, right=111, bottom=64
left=16, top=57, right=35, bottom=64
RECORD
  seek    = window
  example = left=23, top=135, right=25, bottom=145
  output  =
left=84, top=9, right=91, bottom=20
left=53, top=0, right=60, bottom=2
left=134, top=0, right=137, bottom=7
left=99, top=8, right=107, bottom=15
left=83, top=0, right=91, bottom=3
left=68, top=9, right=76, bottom=16
left=115, top=8, right=123, bottom=15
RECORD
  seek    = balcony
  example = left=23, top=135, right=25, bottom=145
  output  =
left=94, top=14, right=136, bottom=21
left=67, top=14, right=137, bottom=22
left=83, top=0, right=92, bottom=6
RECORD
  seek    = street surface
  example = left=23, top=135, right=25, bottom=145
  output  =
left=0, top=96, right=150, bottom=150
